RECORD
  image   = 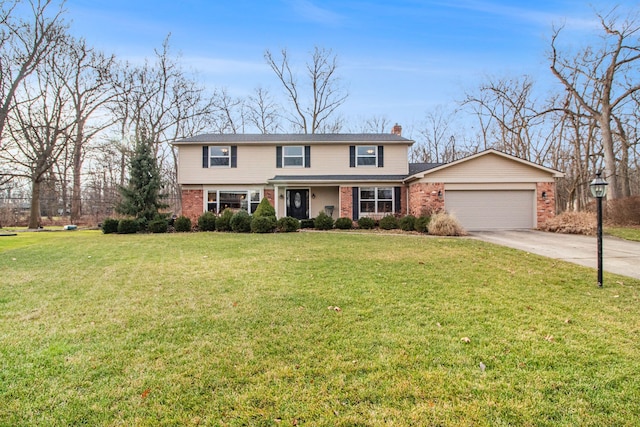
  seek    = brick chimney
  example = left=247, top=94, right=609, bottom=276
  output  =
left=391, top=123, right=402, bottom=136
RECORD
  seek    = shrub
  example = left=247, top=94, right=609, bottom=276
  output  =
left=230, top=210, right=252, bottom=233
left=198, top=211, right=217, bottom=231
left=379, top=215, right=399, bottom=230
left=251, top=215, right=277, bottom=233
left=357, top=217, right=375, bottom=230
left=117, top=218, right=138, bottom=234
left=101, top=218, right=119, bottom=234
left=215, top=208, right=234, bottom=231
left=148, top=217, right=168, bottom=233
left=314, top=211, right=334, bottom=230
left=174, top=216, right=192, bottom=232
left=277, top=216, right=300, bottom=233
left=414, top=216, right=431, bottom=233
left=253, top=197, right=276, bottom=217
left=399, top=215, right=416, bottom=231
left=539, top=211, right=596, bottom=235
left=300, top=218, right=315, bottom=229
left=427, top=212, right=466, bottom=236
left=334, top=217, right=353, bottom=230
left=605, top=196, right=640, bottom=226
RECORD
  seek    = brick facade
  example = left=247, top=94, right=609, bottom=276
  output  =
left=264, top=189, right=275, bottom=207
left=408, top=182, right=445, bottom=217
left=181, top=189, right=203, bottom=224
left=536, top=182, right=556, bottom=228
left=340, top=186, right=353, bottom=219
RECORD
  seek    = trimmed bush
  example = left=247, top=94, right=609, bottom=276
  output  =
left=300, top=218, right=315, bottom=229
left=314, top=211, right=334, bottom=230
left=148, top=217, right=168, bottom=233
left=230, top=210, right=252, bottom=233
left=277, top=216, right=300, bottom=233
left=334, top=217, right=353, bottom=230
left=399, top=215, right=416, bottom=231
left=251, top=215, right=277, bottom=233
left=414, top=216, right=430, bottom=233
left=253, top=197, right=276, bottom=217
left=101, top=218, right=119, bottom=234
left=357, top=217, right=375, bottom=230
left=427, top=212, right=466, bottom=236
left=198, top=211, right=217, bottom=231
left=174, top=216, right=192, bottom=232
left=379, top=215, right=399, bottom=230
left=215, top=208, right=234, bottom=232
left=117, top=218, right=138, bottom=234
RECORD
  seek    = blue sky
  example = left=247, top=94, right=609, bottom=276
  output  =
left=62, top=0, right=634, bottom=135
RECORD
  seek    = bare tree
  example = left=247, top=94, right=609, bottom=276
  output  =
left=265, top=46, right=348, bottom=134
left=550, top=7, right=640, bottom=199
left=110, top=35, right=217, bottom=212
left=246, top=87, right=281, bottom=134
left=2, top=43, right=75, bottom=228
left=57, top=37, right=117, bottom=223
left=0, top=0, right=66, bottom=185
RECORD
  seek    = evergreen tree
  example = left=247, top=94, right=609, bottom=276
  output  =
left=116, top=140, right=167, bottom=228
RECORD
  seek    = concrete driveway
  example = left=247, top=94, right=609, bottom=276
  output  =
left=471, top=230, right=640, bottom=280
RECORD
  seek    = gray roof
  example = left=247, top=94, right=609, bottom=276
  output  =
left=174, top=133, right=414, bottom=145
left=269, top=174, right=408, bottom=183
left=409, top=162, right=443, bottom=175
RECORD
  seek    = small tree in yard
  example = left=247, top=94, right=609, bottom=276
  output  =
left=116, top=140, right=167, bottom=229
left=251, top=197, right=276, bottom=233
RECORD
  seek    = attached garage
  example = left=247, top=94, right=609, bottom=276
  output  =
left=445, top=189, right=535, bottom=230
left=407, top=150, right=564, bottom=230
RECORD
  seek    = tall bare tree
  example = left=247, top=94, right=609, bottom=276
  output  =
left=550, top=7, right=640, bottom=199
left=0, top=0, right=66, bottom=185
left=58, top=37, right=117, bottom=223
left=246, top=87, right=281, bottom=134
left=2, top=42, right=75, bottom=228
left=265, top=46, right=348, bottom=134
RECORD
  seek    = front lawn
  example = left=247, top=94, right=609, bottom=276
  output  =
left=606, top=226, right=640, bottom=242
left=1, top=231, right=639, bottom=426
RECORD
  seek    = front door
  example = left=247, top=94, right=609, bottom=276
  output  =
left=286, top=189, right=309, bottom=219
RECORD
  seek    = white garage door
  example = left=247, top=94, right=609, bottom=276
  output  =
left=445, top=190, right=534, bottom=230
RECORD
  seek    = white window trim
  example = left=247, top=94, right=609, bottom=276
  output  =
left=356, top=145, right=377, bottom=167
left=209, top=146, right=231, bottom=168
left=205, top=189, right=262, bottom=214
left=282, top=146, right=305, bottom=168
left=359, top=186, right=394, bottom=217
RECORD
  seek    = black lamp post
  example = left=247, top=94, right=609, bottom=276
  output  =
left=589, top=171, right=608, bottom=287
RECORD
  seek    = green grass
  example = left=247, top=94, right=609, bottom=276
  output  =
left=606, top=226, right=640, bottom=242
left=1, top=231, right=639, bottom=426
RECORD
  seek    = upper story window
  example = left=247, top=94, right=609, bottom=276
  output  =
left=202, top=145, right=237, bottom=168
left=276, top=145, right=310, bottom=168
left=209, top=146, right=231, bottom=167
left=350, top=145, right=384, bottom=168
left=357, top=146, right=377, bottom=166
left=283, top=146, right=304, bottom=167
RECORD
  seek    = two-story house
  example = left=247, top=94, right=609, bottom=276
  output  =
left=173, top=125, right=563, bottom=230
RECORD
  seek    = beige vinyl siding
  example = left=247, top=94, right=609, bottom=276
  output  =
left=421, top=153, right=555, bottom=183
left=177, top=143, right=409, bottom=185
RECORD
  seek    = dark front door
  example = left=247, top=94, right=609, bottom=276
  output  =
left=287, top=189, right=309, bottom=219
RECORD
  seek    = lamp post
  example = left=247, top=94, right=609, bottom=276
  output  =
left=589, top=171, right=608, bottom=287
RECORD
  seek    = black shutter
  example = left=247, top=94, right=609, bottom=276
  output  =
left=349, top=146, right=356, bottom=167
left=394, top=186, right=402, bottom=214
left=202, top=146, right=208, bottom=168
left=230, top=146, right=237, bottom=168
left=352, top=187, right=359, bottom=220
left=276, top=146, right=282, bottom=168
left=304, top=145, right=311, bottom=168
left=378, top=146, right=384, bottom=168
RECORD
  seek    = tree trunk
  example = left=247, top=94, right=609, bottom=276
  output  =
left=70, top=121, right=85, bottom=223
left=28, top=179, right=42, bottom=229
left=598, top=114, right=619, bottom=199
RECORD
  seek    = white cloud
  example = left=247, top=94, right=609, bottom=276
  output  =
left=285, top=0, right=345, bottom=25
